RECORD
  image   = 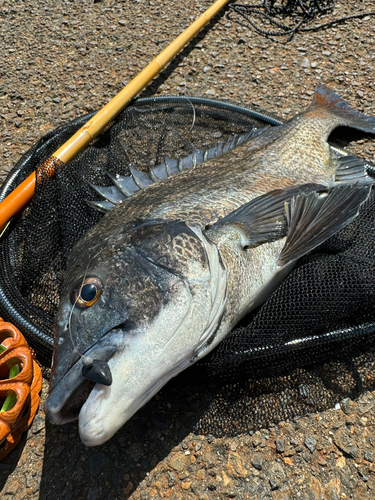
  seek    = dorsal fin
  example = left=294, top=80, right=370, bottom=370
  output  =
left=88, top=127, right=266, bottom=212
left=107, top=173, right=139, bottom=197
left=129, top=166, right=153, bottom=189
left=87, top=183, right=127, bottom=205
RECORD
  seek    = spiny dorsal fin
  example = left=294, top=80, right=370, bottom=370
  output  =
left=87, top=199, right=115, bottom=213
left=163, top=156, right=179, bottom=176
left=87, top=182, right=127, bottom=205
left=107, top=172, right=139, bottom=197
left=88, top=127, right=267, bottom=212
left=129, top=166, right=153, bottom=189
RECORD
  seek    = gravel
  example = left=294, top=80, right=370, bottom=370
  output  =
left=1, top=1, right=375, bottom=499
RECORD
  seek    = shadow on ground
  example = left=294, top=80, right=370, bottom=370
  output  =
left=35, top=341, right=375, bottom=499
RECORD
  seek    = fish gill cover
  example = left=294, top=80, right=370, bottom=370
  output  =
left=0, top=96, right=374, bottom=434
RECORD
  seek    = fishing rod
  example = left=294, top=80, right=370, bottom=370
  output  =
left=0, top=0, right=230, bottom=230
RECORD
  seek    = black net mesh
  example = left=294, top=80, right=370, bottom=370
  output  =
left=0, top=96, right=374, bottom=433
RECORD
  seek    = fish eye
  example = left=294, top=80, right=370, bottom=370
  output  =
left=72, top=277, right=102, bottom=308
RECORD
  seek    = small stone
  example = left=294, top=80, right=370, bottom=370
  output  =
left=3, top=480, right=19, bottom=495
left=357, top=90, right=364, bottom=98
left=208, top=483, right=217, bottom=491
left=251, top=453, right=263, bottom=471
left=252, top=436, right=262, bottom=447
left=168, top=452, right=188, bottom=472
left=364, top=450, right=374, bottom=462
left=269, top=479, right=279, bottom=491
left=181, top=479, right=191, bottom=490
left=167, top=471, right=176, bottom=487
left=341, top=398, right=355, bottom=415
left=317, top=455, right=327, bottom=466
left=333, top=430, right=360, bottom=459
left=275, top=439, right=285, bottom=453
left=336, top=456, right=346, bottom=469
left=301, top=57, right=310, bottom=69
left=322, top=50, right=331, bottom=56
left=205, top=89, right=215, bottom=95
left=32, top=415, right=45, bottom=434
left=221, top=471, right=231, bottom=487
left=26, top=475, right=35, bottom=488
left=305, top=435, right=317, bottom=453
left=227, top=452, right=248, bottom=478
left=195, top=469, right=205, bottom=481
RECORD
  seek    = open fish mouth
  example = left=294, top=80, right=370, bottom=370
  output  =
left=45, top=327, right=201, bottom=446
left=44, top=328, right=124, bottom=427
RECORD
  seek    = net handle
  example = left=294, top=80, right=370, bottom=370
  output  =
left=0, top=0, right=230, bottom=230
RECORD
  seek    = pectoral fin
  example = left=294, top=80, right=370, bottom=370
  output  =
left=211, top=183, right=371, bottom=267
left=210, top=183, right=326, bottom=247
left=278, top=184, right=371, bottom=267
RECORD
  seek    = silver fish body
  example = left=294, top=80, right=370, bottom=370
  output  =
left=45, top=85, right=375, bottom=446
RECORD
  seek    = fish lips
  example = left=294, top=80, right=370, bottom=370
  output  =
left=44, top=328, right=125, bottom=425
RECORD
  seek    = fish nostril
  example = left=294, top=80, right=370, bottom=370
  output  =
left=82, top=359, right=112, bottom=386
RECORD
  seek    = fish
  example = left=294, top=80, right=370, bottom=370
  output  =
left=44, top=85, right=375, bottom=446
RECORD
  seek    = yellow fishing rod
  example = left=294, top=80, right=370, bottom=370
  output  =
left=0, top=0, right=230, bottom=230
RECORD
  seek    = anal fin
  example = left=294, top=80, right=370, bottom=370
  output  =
left=335, top=155, right=374, bottom=185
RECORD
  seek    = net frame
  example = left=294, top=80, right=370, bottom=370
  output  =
left=0, top=95, right=373, bottom=379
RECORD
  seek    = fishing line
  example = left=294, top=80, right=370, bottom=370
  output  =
left=185, top=97, right=197, bottom=133
left=228, top=1, right=375, bottom=40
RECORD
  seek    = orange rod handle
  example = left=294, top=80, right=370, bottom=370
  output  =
left=0, top=173, right=36, bottom=230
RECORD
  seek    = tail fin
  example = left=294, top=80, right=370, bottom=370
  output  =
left=309, top=84, right=375, bottom=134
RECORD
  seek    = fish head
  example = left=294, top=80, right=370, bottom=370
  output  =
left=44, top=219, right=226, bottom=446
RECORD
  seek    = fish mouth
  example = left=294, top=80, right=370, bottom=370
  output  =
left=44, top=312, right=198, bottom=446
left=44, top=328, right=124, bottom=427
left=44, top=330, right=196, bottom=446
